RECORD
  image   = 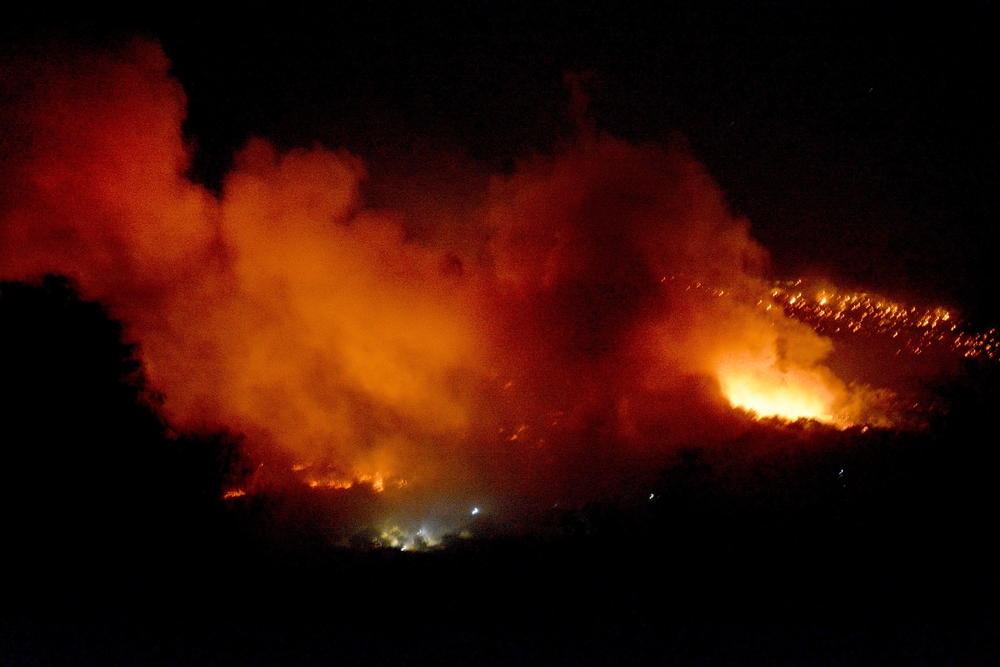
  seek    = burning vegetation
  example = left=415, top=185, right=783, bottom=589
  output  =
left=769, top=280, right=998, bottom=360
left=0, top=38, right=991, bottom=543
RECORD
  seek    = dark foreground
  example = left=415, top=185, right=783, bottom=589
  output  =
left=3, top=476, right=995, bottom=667
left=1, top=278, right=997, bottom=665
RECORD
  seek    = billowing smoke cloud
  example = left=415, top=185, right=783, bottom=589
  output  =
left=0, top=39, right=879, bottom=517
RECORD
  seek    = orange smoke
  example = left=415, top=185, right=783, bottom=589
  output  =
left=0, top=39, right=887, bottom=509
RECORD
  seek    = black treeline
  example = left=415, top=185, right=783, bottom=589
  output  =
left=0, top=276, right=239, bottom=591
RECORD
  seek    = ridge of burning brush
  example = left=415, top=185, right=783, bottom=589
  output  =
left=761, top=279, right=996, bottom=361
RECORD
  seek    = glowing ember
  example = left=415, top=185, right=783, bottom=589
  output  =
left=769, top=281, right=998, bottom=360
left=295, top=464, right=405, bottom=493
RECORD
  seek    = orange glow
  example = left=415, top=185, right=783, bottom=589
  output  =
left=1, top=39, right=926, bottom=512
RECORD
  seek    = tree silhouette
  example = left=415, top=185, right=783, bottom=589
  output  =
left=0, top=276, right=238, bottom=590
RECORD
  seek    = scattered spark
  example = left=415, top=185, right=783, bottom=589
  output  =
left=767, top=282, right=998, bottom=360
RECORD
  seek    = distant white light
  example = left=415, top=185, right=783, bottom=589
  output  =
left=649, top=493, right=655, bottom=500
left=471, top=507, right=480, bottom=515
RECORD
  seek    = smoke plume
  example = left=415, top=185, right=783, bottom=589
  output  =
left=0, top=39, right=879, bottom=517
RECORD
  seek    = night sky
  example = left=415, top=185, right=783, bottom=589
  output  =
left=145, top=3, right=996, bottom=321
left=1, top=4, right=998, bottom=666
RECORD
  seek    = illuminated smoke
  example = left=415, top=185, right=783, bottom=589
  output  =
left=0, top=39, right=893, bottom=515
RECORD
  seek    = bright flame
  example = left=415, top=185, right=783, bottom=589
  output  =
left=716, top=351, right=841, bottom=424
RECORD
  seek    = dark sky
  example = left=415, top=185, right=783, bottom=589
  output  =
left=6, top=2, right=999, bottom=321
